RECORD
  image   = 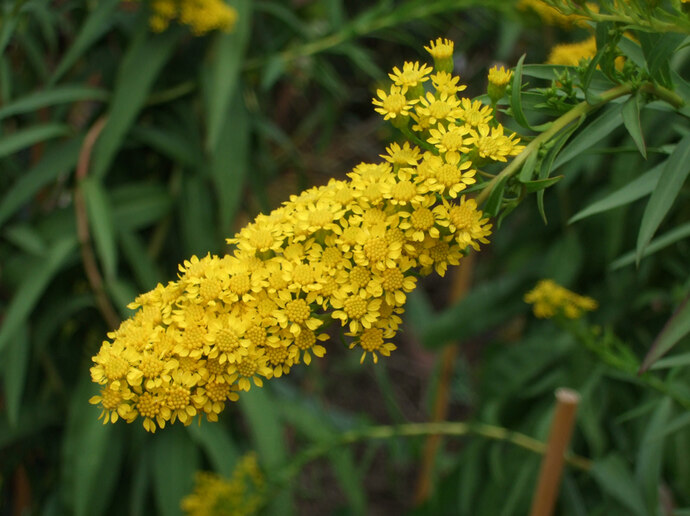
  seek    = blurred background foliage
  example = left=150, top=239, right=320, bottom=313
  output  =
left=1, top=0, right=690, bottom=514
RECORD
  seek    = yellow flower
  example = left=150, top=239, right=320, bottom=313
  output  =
left=182, top=453, right=264, bottom=516
left=372, top=85, right=418, bottom=120
left=547, top=36, right=597, bottom=66
left=457, top=98, right=494, bottom=127
left=487, top=65, right=513, bottom=102
left=467, top=124, right=524, bottom=162
left=388, top=61, right=433, bottom=91
left=431, top=71, right=467, bottom=97
left=425, top=37, right=455, bottom=72
left=349, top=325, right=397, bottom=364
left=524, top=280, right=598, bottom=319
left=427, top=123, right=471, bottom=154
left=414, top=91, right=462, bottom=126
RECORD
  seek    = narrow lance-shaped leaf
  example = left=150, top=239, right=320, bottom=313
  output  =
left=80, top=177, right=118, bottom=280
left=49, top=0, right=120, bottom=84
left=621, top=93, right=646, bottom=158
left=636, top=133, right=690, bottom=264
left=90, top=25, right=181, bottom=180
left=204, top=0, right=252, bottom=151
left=640, top=294, right=690, bottom=373
left=0, top=237, right=76, bottom=355
left=0, top=137, right=82, bottom=226
left=553, top=104, right=623, bottom=171
left=611, top=221, right=690, bottom=270
left=0, top=85, right=108, bottom=120
left=0, top=123, right=70, bottom=159
left=1, top=324, right=30, bottom=427
left=569, top=160, right=664, bottom=224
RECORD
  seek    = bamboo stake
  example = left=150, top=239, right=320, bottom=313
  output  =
left=529, top=388, right=581, bottom=516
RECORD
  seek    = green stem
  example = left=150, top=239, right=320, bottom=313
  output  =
left=270, top=420, right=592, bottom=490
left=476, top=83, right=635, bottom=206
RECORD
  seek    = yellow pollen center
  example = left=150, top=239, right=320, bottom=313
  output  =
left=286, top=299, right=310, bottom=323
left=382, top=269, right=404, bottom=291
left=292, top=264, right=314, bottom=285
left=344, top=297, right=367, bottom=319
left=166, top=386, right=190, bottom=410
left=229, top=273, right=251, bottom=295
left=350, top=266, right=371, bottom=288
left=391, top=181, right=416, bottom=202
left=140, top=356, right=164, bottom=378
left=266, top=346, right=288, bottom=365
left=200, top=278, right=221, bottom=301
left=101, top=388, right=122, bottom=409
left=206, top=381, right=230, bottom=402
left=411, top=208, right=434, bottom=230
left=296, top=330, right=316, bottom=350
left=364, top=237, right=387, bottom=262
left=384, top=93, right=407, bottom=113
left=237, top=358, right=258, bottom=378
left=183, top=325, right=205, bottom=350
left=309, top=209, right=332, bottom=227
left=216, top=328, right=239, bottom=352
left=435, top=164, right=461, bottom=187
left=104, top=355, right=128, bottom=379
left=360, top=328, right=384, bottom=352
left=429, top=100, right=451, bottom=120
left=449, top=205, right=473, bottom=229
left=137, top=393, right=161, bottom=418
left=249, top=229, right=274, bottom=250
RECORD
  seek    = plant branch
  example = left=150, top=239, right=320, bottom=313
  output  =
left=476, top=83, right=635, bottom=206
left=74, top=116, right=120, bottom=330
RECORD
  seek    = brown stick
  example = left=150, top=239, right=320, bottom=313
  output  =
left=413, top=251, right=476, bottom=505
left=529, top=388, right=581, bottom=516
left=74, top=116, right=120, bottom=330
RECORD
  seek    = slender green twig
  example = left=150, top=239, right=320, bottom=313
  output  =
left=476, top=83, right=636, bottom=206
left=269, top=420, right=592, bottom=492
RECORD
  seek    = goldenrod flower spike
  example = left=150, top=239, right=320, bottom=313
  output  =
left=524, top=280, right=598, bottom=319
left=91, top=38, right=521, bottom=431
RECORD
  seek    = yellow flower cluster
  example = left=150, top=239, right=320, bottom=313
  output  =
left=90, top=39, right=515, bottom=432
left=182, top=453, right=264, bottom=516
left=149, top=0, right=237, bottom=35
left=524, top=279, right=598, bottom=319
left=547, top=35, right=597, bottom=66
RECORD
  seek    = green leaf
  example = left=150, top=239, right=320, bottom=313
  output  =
left=180, top=174, right=217, bottom=255
left=422, top=275, right=526, bottom=348
left=210, top=90, right=249, bottom=234
left=518, top=146, right=539, bottom=183
left=611, top=221, right=690, bottom=269
left=0, top=85, right=108, bottom=120
left=621, top=93, right=646, bottom=159
left=186, top=423, right=239, bottom=477
left=569, top=160, right=663, bottom=224
left=118, top=229, right=163, bottom=290
left=279, top=400, right=367, bottom=513
left=3, top=224, right=47, bottom=256
left=91, top=26, right=181, bottom=179
left=110, top=183, right=173, bottom=231
left=50, top=0, right=120, bottom=84
left=639, top=32, right=684, bottom=88
left=640, top=294, right=690, bottom=372
left=80, top=177, right=117, bottom=279
left=553, top=104, right=623, bottom=171
left=0, top=137, right=82, bottom=226
left=62, top=377, right=124, bottom=516
left=153, top=425, right=201, bottom=516
left=590, top=454, right=647, bottom=516
left=484, top=175, right=507, bottom=217
left=0, top=324, right=29, bottom=427
left=130, top=125, right=202, bottom=169
left=523, top=175, right=563, bottom=193
left=510, top=54, right=534, bottom=131
left=636, top=398, right=673, bottom=513
left=204, top=0, right=252, bottom=151
left=650, top=351, right=690, bottom=370
left=636, top=134, right=690, bottom=264
left=239, top=388, right=292, bottom=516
left=0, top=123, right=70, bottom=158
left=0, top=237, right=76, bottom=356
